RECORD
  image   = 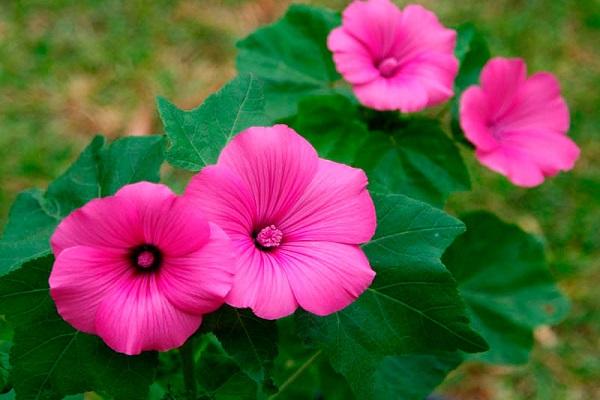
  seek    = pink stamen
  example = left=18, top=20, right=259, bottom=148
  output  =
left=378, top=57, right=400, bottom=78
left=136, top=250, right=156, bottom=269
left=256, top=225, right=283, bottom=248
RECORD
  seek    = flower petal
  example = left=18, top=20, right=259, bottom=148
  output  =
left=51, top=196, right=142, bottom=256
left=500, top=72, right=570, bottom=134
left=460, top=86, right=498, bottom=152
left=186, top=165, right=257, bottom=242
left=49, top=245, right=132, bottom=334
left=354, top=76, right=429, bottom=112
left=278, top=241, right=375, bottom=316
left=480, top=57, right=527, bottom=120
left=95, top=274, right=202, bottom=355
left=280, top=159, right=376, bottom=244
left=225, top=246, right=298, bottom=320
left=328, top=28, right=380, bottom=85
left=158, top=223, right=235, bottom=315
left=117, top=182, right=210, bottom=256
left=217, top=125, right=319, bottom=226
left=394, top=4, right=457, bottom=59
left=476, top=148, right=545, bottom=188
left=502, top=130, right=580, bottom=175
left=339, top=0, right=403, bottom=60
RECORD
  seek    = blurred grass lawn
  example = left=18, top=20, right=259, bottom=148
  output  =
left=0, top=0, right=598, bottom=399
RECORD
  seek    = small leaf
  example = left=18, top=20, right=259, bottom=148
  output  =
left=296, top=194, right=487, bottom=399
left=158, top=74, right=269, bottom=171
left=444, top=212, right=570, bottom=364
left=0, top=257, right=158, bottom=400
left=203, top=306, right=277, bottom=385
left=236, top=5, right=344, bottom=120
left=0, top=135, right=165, bottom=276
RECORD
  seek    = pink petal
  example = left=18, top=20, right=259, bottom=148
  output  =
left=158, top=223, right=235, bottom=315
left=339, top=0, right=403, bottom=60
left=354, top=76, right=429, bottom=112
left=95, top=274, right=202, bottom=355
left=480, top=58, right=527, bottom=120
left=394, top=4, right=457, bottom=59
left=476, top=148, right=545, bottom=188
left=186, top=165, right=257, bottom=242
left=51, top=196, right=142, bottom=256
left=502, top=130, right=580, bottom=175
left=279, top=159, right=376, bottom=244
left=117, top=182, right=210, bottom=256
left=328, top=28, right=380, bottom=85
left=278, top=241, right=375, bottom=316
left=499, top=72, right=570, bottom=134
left=460, top=86, right=499, bottom=152
left=217, top=125, right=319, bottom=226
left=397, top=51, right=458, bottom=106
left=225, top=246, right=298, bottom=320
left=49, top=246, right=132, bottom=334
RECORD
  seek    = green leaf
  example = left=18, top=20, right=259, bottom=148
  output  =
left=195, top=337, right=258, bottom=400
left=289, top=95, right=470, bottom=207
left=288, top=95, right=369, bottom=166
left=158, top=74, right=269, bottom=171
left=236, top=5, right=344, bottom=120
left=444, top=212, right=570, bottom=364
left=0, top=135, right=165, bottom=276
left=296, top=193, right=487, bottom=399
left=203, top=306, right=277, bottom=385
left=451, top=23, right=491, bottom=142
left=0, top=256, right=158, bottom=400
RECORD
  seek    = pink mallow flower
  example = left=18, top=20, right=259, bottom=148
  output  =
left=460, top=57, right=580, bottom=187
left=49, top=182, right=235, bottom=355
left=185, top=125, right=376, bottom=320
left=328, top=0, right=458, bottom=112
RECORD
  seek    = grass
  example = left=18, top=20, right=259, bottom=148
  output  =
left=0, top=0, right=598, bottom=398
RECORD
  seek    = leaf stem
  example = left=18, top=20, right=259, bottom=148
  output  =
left=269, top=349, right=322, bottom=399
left=180, top=338, right=197, bottom=400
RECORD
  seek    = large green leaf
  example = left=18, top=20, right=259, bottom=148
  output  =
left=236, top=5, right=344, bottom=120
left=158, top=74, right=269, bottom=171
left=0, top=257, right=158, bottom=400
left=203, top=307, right=277, bottom=386
left=0, top=135, right=165, bottom=276
left=296, top=193, right=487, bottom=399
left=289, top=95, right=470, bottom=207
left=444, top=212, right=570, bottom=364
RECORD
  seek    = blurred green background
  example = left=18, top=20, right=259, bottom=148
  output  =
left=0, top=0, right=598, bottom=399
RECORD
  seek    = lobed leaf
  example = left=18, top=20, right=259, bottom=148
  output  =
left=296, top=193, right=487, bottom=399
left=236, top=5, right=345, bottom=120
left=0, top=257, right=158, bottom=400
left=158, top=74, right=269, bottom=171
left=444, top=212, right=570, bottom=364
left=203, top=306, right=277, bottom=386
left=0, top=135, right=165, bottom=276
left=289, top=95, right=470, bottom=207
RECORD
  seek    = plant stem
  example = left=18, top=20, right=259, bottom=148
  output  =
left=180, top=338, right=197, bottom=400
left=269, top=349, right=322, bottom=399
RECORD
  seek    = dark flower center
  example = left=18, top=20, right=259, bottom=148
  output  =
left=130, top=244, right=162, bottom=271
left=254, top=225, right=283, bottom=250
left=377, top=57, right=400, bottom=78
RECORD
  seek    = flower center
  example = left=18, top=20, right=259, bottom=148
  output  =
left=255, top=225, right=283, bottom=249
left=377, top=57, right=400, bottom=78
left=130, top=244, right=162, bottom=271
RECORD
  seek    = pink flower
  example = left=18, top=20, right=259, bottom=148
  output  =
left=49, top=182, right=235, bottom=355
left=185, top=125, right=376, bottom=320
left=460, top=57, right=580, bottom=187
left=328, top=0, right=458, bottom=112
